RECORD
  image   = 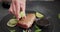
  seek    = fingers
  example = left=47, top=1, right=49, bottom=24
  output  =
left=12, top=1, right=16, bottom=16
left=15, top=0, right=20, bottom=20
left=9, top=0, right=20, bottom=20
left=9, top=0, right=26, bottom=20
left=9, top=3, right=14, bottom=14
left=20, top=0, right=26, bottom=18
left=20, top=0, right=26, bottom=11
left=9, top=0, right=16, bottom=15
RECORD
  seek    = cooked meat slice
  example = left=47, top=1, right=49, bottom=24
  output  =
left=17, top=13, right=36, bottom=29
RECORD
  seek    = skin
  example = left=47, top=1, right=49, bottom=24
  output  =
left=1, top=0, right=26, bottom=20
left=9, top=0, right=26, bottom=20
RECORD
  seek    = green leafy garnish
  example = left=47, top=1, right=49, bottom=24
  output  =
left=23, top=30, right=26, bottom=32
left=23, top=25, right=41, bottom=32
left=10, top=29, right=16, bottom=32
left=35, top=29, right=41, bottom=32
left=35, top=25, right=41, bottom=32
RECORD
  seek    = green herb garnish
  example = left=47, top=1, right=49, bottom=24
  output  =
left=23, top=30, right=26, bottom=32
left=35, top=25, right=41, bottom=32
left=10, top=29, right=16, bottom=32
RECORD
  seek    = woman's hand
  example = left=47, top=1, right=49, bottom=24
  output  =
left=9, top=0, right=26, bottom=20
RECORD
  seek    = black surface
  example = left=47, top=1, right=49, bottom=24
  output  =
left=0, top=1, right=60, bottom=32
left=26, top=1, right=60, bottom=32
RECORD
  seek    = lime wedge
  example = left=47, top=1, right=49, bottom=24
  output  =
left=19, top=11, right=25, bottom=18
left=36, top=12, right=44, bottom=19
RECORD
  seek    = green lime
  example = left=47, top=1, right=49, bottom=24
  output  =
left=19, top=11, right=25, bottom=18
left=7, top=19, right=18, bottom=27
left=36, top=12, right=44, bottom=19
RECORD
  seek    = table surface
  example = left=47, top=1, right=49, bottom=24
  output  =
left=0, top=1, right=60, bottom=32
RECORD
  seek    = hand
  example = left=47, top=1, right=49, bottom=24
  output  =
left=9, top=0, right=26, bottom=20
